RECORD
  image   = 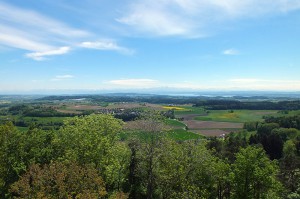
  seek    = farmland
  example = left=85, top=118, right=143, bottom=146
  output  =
left=1, top=94, right=300, bottom=198
left=1, top=95, right=299, bottom=137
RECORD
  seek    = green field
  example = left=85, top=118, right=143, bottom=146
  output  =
left=166, top=129, right=204, bottom=140
left=120, top=129, right=203, bottom=141
left=164, top=119, right=186, bottom=128
left=194, top=110, right=278, bottom=123
left=173, top=106, right=207, bottom=115
left=0, top=115, right=70, bottom=131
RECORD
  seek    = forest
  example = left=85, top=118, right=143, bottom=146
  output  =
left=0, top=95, right=299, bottom=199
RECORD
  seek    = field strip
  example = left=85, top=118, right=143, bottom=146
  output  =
left=183, top=120, right=243, bottom=129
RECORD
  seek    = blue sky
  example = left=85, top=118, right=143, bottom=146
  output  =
left=1, top=0, right=300, bottom=93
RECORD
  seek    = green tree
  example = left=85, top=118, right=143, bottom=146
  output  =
left=22, top=128, right=55, bottom=166
left=126, top=119, right=167, bottom=199
left=137, top=120, right=165, bottom=199
left=0, top=123, right=58, bottom=198
left=223, top=133, right=247, bottom=162
left=231, top=146, right=282, bottom=199
left=213, top=159, right=231, bottom=199
left=158, top=140, right=220, bottom=199
left=127, top=138, right=143, bottom=199
left=53, top=114, right=129, bottom=192
left=156, top=139, right=187, bottom=198
left=0, top=123, right=26, bottom=198
left=280, top=140, right=300, bottom=193
left=10, top=161, right=107, bottom=198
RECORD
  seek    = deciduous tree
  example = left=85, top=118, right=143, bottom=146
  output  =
left=231, top=146, right=282, bottom=199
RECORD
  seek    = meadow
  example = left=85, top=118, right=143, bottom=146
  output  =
left=194, top=110, right=300, bottom=122
left=120, top=129, right=204, bottom=141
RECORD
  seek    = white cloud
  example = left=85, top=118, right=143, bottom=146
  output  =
left=55, top=75, right=74, bottom=79
left=107, top=79, right=159, bottom=88
left=117, top=0, right=300, bottom=37
left=117, top=5, right=190, bottom=36
left=0, top=2, right=89, bottom=51
left=0, top=2, right=89, bottom=38
left=80, top=41, right=134, bottom=54
left=0, top=25, right=53, bottom=52
left=0, top=2, right=131, bottom=60
left=26, top=47, right=71, bottom=61
left=117, top=1, right=194, bottom=36
left=223, top=49, right=240, bottom=55
left=51, top=74, right=74, bottom=81
left=104, top=78, right=300, bottom=91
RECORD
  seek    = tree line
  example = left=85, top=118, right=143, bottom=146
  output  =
left=38, top=95, right=300, bottom=110
left=193, top=100, right=300, bottom=110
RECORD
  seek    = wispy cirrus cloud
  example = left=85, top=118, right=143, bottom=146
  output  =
left=0, top=2, right=132, bottom=60
left=26, top=47, right=71, bottom=61
left=51, top=74, right=74, bottom=81
left=79, top=41, right=134, bottom=54
left=117, top=0, right=300, bottom=37
left=0, top=24, right=53, bottom=52
left=0, top=2, right=87, bottom=53
left=0, top=2, right=89, bottom=38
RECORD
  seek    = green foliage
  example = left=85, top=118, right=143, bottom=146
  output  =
left=8, top=104, right=76, bottom=117
left=121, top=129, right=203, bottom=142
left=0, top=103, right=299, bottom=198
left=280, top=140, right=300, bottom=194
left=223, top=133, right=248, bottom=162
left=128, top=134, right=223, bottom=199
left=244, top=121, right=259, bottom=131
left=10, top=161, right=107, bottom=198
left=22, top=128, right=55, bottom=166
left=0, top=123, right=26, bottom=198
left=0, top=123, right=58, bottom=197
left=194, top=100, right=300, bottom=110
left=231, top=146, right=283, bottom=199
left=53, top=114, right=130, bottom=192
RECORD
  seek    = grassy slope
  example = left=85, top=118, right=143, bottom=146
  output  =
left=165, top=119, right=187, bottom=128
left=166, top=129, right=205, bottom=140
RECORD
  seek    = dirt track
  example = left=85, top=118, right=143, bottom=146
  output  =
left=183, top=120, right=243, bottom=129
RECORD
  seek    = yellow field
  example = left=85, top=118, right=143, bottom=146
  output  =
left=162, top=106, right=187, bottom=111
left=220, top=112, right=239, bottom=119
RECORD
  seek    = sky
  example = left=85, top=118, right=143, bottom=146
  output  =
left=0, top=0, right=300, bottom=94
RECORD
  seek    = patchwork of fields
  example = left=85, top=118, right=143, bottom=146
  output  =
left=170, top=107, right=290, bottom=137
left=2, top=99, right=296, bottom=138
